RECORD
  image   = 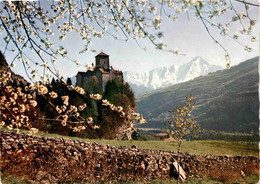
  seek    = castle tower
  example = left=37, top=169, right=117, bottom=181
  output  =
left=95, top=52, right=110, bottom=71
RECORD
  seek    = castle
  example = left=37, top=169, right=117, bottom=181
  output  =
left=76, top=52, right=123, bottom=92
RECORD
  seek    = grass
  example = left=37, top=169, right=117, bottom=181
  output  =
left=1, top=175, right=37, bottom=184
left=1, top=128, right=258, bottom=156
left=1, top=174, right=259, bottom=184
left=37, top=132, right=258, bottom=156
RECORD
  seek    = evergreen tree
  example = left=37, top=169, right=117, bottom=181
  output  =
left=104, top=79, right=121, bottom=100
left=82, top=76, right=101, bottom=94
left=66, top=77, right=72, bottom=85
left=51, top=78, right=56, bottom=87
left=122, top=82, right=136, bottom=109
left=104, top=78, right=136, bottom=112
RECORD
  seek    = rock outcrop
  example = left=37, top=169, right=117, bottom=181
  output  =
left=115, top=108, right=137, bottom=140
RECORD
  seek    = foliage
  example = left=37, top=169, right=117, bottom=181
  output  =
left=122, top=82, right=136, bottom=109
left=66, top=77, right=72, bottom=85
left=166, top=94, right=200, bottom=141
left=0, top=72, right=46, bottom=134
left=0, top=0, right=257, bottom=141
left=38, top=78, right=127, bottom=139
left=165, top=94, right=200, bottom=183
left=96, top=106, right=126, bottom=139
left=82, top=75, right=102, bottom=94
left=0, top=51, right=145, bottom=138
left=104, top=78, right=136, bottom=110
left=111, top=94, right=131, bottom=112
left=104, top=78, right=121, bottom=97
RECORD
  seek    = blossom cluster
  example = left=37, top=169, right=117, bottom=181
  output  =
left=0, top=72, right=38, bottom=132
left=0, top=0, right=257, bottom=80
left=166, top=94, right=200, bottom=141
left=90, top=94, right=102, bottom=100
left=0, top=70, right=100, bottom=132
left=102, top=99, right=125, bottom=117
left=102, top=98, right=146, bottom=124
left=55, top=95, right=88, bottom=128
left=128, top=112, right=147, bottom=124
left=0, top=63, right=146, bottom=134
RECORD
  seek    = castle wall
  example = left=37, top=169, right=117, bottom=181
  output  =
left=102, top=73, right=110, bottom=92
left=110, top=72, right=123, bottom=81
left=76, top=71, right=123, bottom=92
left=96, top=70, right=104, bottom=91
left=76, top=74, right=82, bottom=87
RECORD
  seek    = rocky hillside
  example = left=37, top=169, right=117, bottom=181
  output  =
left=124, top=57, right=223, bottom=95
left=1, top=131, right=258, bottom=183
left=136, top=57, right=259, bottom=133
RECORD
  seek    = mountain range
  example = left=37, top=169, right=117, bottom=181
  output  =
left=123, top=56, right=223, bottom=95
left=136, top=57, right=259, bottom=133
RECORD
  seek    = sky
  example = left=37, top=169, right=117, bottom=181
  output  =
left=0, top=0, right=259, bottom=80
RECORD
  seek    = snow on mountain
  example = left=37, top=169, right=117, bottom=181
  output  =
left=123, top=56, right=223, bottom=95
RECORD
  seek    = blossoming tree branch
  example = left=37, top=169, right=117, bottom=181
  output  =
left=0, top=0, right=257, bottom=133
left=0, top=0, right=258, bottom=79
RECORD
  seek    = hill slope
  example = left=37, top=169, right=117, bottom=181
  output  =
left=136, top=57, right=259, bottom=133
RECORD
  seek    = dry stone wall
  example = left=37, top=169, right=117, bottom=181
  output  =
left=1, top=131, right=258, bottom=183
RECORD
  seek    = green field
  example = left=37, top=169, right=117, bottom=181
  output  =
left=42, top=135, right=259, bottom=156
left=1, top=128, right=258, bottom=156
left=3, top=129, right=257, bottom=156
left=1, top=174, right=259, bottom=184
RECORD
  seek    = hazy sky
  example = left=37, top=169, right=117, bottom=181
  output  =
left=1, top=1, right=259, bottom=80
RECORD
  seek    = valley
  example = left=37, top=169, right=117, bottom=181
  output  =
left=136, top=57, right=259, bottom=133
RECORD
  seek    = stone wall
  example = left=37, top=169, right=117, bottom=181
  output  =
left=1, top=131, right=258, bottom=183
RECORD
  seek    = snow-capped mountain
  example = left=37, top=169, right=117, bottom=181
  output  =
left=123, top=56, right=223, bottom=95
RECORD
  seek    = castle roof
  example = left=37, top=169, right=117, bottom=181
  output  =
left=95, top=52, right=109, bottom=57
left=111, top=69, right=123, bottom=74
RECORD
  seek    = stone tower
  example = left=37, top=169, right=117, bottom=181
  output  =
left=76, top=52, right=122, bottom=92
left=95, top=52, right=109, bottom=71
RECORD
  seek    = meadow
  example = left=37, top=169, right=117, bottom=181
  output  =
left=3, top=128, right=258, bottom=156
left=2, top=172, right=259, bottom=184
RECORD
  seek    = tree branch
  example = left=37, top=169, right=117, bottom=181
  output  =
left=234, top=0, right=259, bottom=7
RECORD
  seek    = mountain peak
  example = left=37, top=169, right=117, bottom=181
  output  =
left=193, top=56, right=202, bottom=60
left=190, top=56, right=208, bottom=65
left=124, top=57, right=223, bottom=95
